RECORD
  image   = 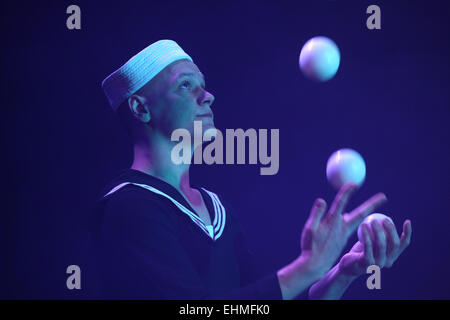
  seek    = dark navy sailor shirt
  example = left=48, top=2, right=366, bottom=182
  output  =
left=90, top=169, right=283, bottom=299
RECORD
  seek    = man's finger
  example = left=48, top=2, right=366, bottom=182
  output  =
left=399, top=220, right=412, bottom=254
left=383, top=219, right=400, bottom=268
left=344, top=192, right=388, bottom=233
left=306, top=198, right=327, bottom=230
left=362, top=224, right=375, bottom=266
left=326, top=182, right=357, bottom=223
left=372, top=220, right=387, bottom=267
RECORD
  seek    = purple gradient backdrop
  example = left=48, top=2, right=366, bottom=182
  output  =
left=1, top=0, right=449, bottom=299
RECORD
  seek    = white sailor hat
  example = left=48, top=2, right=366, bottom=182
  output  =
left=102, top=39, right=193, bottom=111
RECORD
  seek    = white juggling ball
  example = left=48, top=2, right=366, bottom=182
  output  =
left=357, top=213, right=394, bottom=241
left=299, top=36, right=341, bottom=82
left=326, top=148, right=366, bottom=190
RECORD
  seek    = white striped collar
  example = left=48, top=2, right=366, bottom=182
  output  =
left=103, top=182, right=226, bottom=241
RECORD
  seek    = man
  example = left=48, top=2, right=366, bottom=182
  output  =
left=93, top=40, right=412, bottom=299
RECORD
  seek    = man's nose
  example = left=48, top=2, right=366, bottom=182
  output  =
left=199, top=89, right=215, bottom=107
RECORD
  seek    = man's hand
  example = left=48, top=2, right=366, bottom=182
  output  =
left=277, top=182, right=387, bottom=299
left=337, top=218, right=412, bottom=277
left=299, top=182, right=387, bottom=277
left=308, top=217, right=412, bottom=300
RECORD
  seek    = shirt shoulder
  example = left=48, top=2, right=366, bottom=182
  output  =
left=95, top=183, right=178, bottom=234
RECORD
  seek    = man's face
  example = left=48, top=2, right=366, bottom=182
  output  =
left=146, top=59, right=215, bottom=138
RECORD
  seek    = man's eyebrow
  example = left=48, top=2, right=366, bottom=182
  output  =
left=176, top=72, right=205, bottom=81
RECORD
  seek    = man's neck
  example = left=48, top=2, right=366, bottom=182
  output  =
left=130, top=134, right=193, bottom=197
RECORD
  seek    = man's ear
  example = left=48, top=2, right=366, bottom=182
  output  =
left=127, top=95, right=151, bottom=123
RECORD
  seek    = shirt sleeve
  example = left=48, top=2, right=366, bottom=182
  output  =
left=93, top=187, right=282, bottom=299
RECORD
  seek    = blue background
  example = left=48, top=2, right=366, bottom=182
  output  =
left=1, top=0, right=449, bottom=299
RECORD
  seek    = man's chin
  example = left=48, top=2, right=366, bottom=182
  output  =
left=203, top=122, right=216, bottom=131
left=190, top=120, right=217, bottom=141
left=195, top=119, right=215, bottom=131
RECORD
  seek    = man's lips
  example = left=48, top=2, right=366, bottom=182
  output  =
left=197, top=113, right=213, bottom=119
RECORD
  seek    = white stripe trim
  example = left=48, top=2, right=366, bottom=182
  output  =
left=213, top=196, right=222, bottom=233
left=210, top=192, right=226, bottom=241
left=103, top=182, right=227, bottom=241
left=201, top=188, right=227, bottom=241
left=201, top=188, right=221, bottom=232
left=104, top=182, right=130, bottom=197
left=103, top=182, right=210, bottom=237
left=212, top=193, right=221, bottom=230
left=128, top=183, right=211, bottom=236
left=212, top=196, right=219, bottom=228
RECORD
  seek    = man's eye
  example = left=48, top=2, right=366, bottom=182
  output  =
left=180, top=80, right=191, bottom=89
